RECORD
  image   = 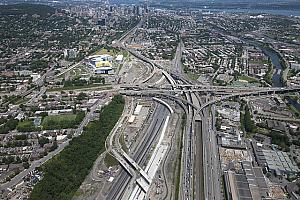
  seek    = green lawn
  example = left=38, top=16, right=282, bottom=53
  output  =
left=104, top=153, right=119, bottom=167
left=17, top=120, right=38, bottom=132
left=249, top=60, right=269, bottom=65
left=42, top=114, right=79, bottom=130
left=186, top=71, right=199, bottom=81
left=93, top=48, right=119, bottom=56
left=43, top=114, right=76, bottom=124
left=238, top=75, right=259, bottom=83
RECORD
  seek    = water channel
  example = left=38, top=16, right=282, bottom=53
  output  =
left=243, top=39, right=300, bottom=112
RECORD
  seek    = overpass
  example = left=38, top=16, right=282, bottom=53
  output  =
left=120, top=86, right=300, bottom=100
left=195, top=86, right=300, bottom=117
left=112, top=18, right=300, bottom=200
left=120, top=150, right=152, bottom=183
left=119, top=83, right=300, bottom=93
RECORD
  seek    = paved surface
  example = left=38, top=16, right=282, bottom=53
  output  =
left=202, top=106, right=222, bottom=200
left=56, top=61, right=83, bottom=77
left=106, top=104, right=170, bottom=200
left=182, top=91, right=195, bottom=200
left=194, top=120, right=204, bottom=200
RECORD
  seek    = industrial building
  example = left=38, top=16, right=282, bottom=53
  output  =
left=252, top=142, right=299, bottom=176
left=224, top=161, right=269, bottom=200
left=262, top=149, right=299, bottom=176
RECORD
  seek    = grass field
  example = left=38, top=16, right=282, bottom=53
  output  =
left=42, top=114, right=77, bottom=129
left=238, top=75, right=259, bottom=83
left=43, top=114, right=76, bottom=122
left=70, top=67, right=89, bottom=77
left=187, top=71, right=199, bottom=81
left=94, top=48, right=118, bottom=56
left=249, top=60, right=269, bottom=65
left=104, top=153, right=119, bottom=167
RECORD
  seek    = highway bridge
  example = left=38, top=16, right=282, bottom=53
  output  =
left=120, top=85, right=300, bottom=200
left=109, top=17, right=300, bottom=200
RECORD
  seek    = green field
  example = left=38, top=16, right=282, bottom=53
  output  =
left=17, top=120, right=38, bottom=132
left=42, top=113, right=83, bottom=130
left=249, top=60, right=269, bottom=65
left=43, top=114, right=76, bottom=124
left=93, top=47, right=119, bottom=56
left=104, top=153, right=119, bottom=167
left=238, top=75, right=259, bottom=83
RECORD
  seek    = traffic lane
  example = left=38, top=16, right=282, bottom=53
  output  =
left=133, top=105, right=169, bottom=164
left=107, top=104, right=169, bottom=200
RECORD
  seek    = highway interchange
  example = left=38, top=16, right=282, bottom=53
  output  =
left=4, top=17, right=300, bottom=200
left=104, top=18, right=300, bottom=200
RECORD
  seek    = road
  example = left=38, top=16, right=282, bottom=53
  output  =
left=172, top=40, right=185, bottom=76
left=106, top=104, right=170, bottom=200
left=194, top=119, right=204, bottom=200
left=121, top=83, right=300, bottom=200
left=181, top=91, right=195, bottom=200
left=103, top=15, right=300, bottom=200
left=201, top=106, right=221, bottom=200
left=55, top=61, right=83, bottom=78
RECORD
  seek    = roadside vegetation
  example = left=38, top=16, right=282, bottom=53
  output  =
left=240, top=103, right=257, bottom=135
left=29, top=95, right=124, bottom=200
left=175, top=113, right=186, bottom=200
left=263, top=64, right=274, bottom=85
left=104, top=152, right=119, bottom=167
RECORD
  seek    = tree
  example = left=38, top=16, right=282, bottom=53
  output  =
left=38, top=137, right=49, bottom=147
left=77, top=92, right=87, bottom=101
left=243, top=105, right=256, bottom=133
left=15, top=156, right=22, bottom=164
left=29, top=95, right=125, bottom=200
left=0, top=119, right=19, bottom=134
left=49, top=141, right=58, bottom=152
left=23, top=162, right=30, bottom=169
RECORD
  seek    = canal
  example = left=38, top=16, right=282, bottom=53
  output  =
left=243, top=39, right=300, bottom=112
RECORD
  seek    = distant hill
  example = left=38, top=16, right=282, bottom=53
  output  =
left=0, top=3, right=55, bottom=16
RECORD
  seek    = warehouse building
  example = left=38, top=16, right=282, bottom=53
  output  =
left=262, top=149, right=299, bottom=176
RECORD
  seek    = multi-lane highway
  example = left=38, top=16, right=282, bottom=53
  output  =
left=105, top=16, right=300, bottom=200
left=106, top=104, right=170, bottom=200
left=201, top=106, right=221, bottom=200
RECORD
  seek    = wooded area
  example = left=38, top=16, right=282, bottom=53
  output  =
left=29, top=95, right=124, bottom=200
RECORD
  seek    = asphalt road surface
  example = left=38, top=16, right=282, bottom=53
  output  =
left=106, top=105, right=169, bottom=200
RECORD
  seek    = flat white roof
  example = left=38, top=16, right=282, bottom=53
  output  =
left=128, top=115, right=135, bottom=123
left=108, top=177, right=114, bottom=182
left=57, top=135, right=67, bottom=141
left=116, top=54, right=124, bottom=61
left=134, top=105, right=143, bottom=115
